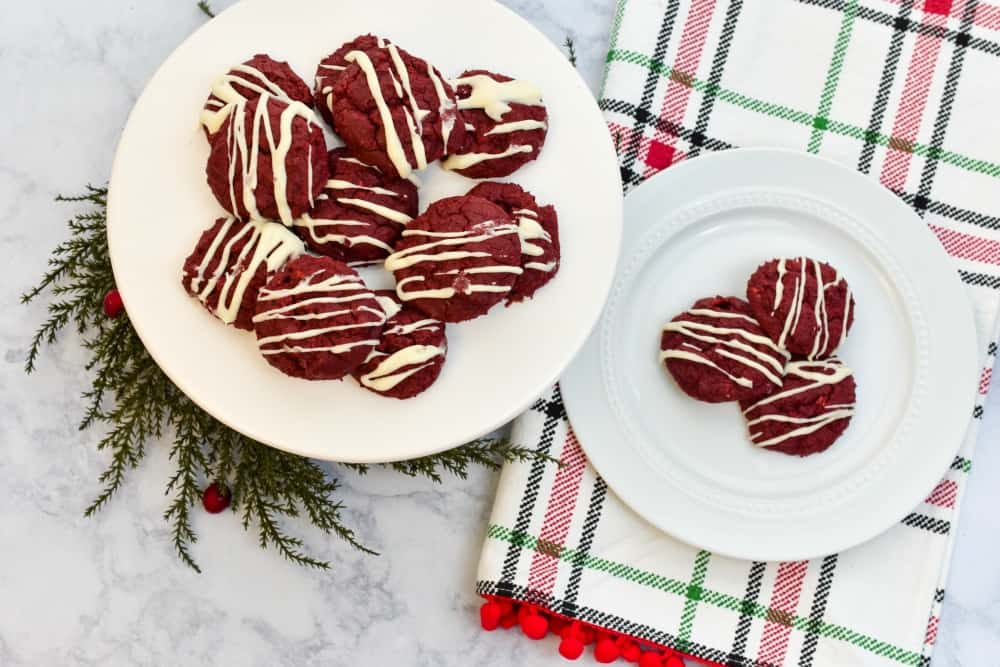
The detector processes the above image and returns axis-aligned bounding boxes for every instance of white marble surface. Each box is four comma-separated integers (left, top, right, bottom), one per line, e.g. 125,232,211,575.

1,1,997,665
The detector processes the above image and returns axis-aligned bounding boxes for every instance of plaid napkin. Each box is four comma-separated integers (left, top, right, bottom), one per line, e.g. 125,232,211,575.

476,1,1000,665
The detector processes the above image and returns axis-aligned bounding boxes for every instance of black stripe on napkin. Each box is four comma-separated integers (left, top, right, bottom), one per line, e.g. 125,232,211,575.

901,512,951,535
799,555,839,667
725,561,766,667
497,387,566,596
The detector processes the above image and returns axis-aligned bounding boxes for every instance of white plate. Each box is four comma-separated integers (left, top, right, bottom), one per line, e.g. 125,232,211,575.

561,149,978,561
106,0,622,463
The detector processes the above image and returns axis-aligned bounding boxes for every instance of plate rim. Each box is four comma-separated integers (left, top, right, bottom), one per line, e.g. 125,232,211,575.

561,147,979,561
105,0,623,463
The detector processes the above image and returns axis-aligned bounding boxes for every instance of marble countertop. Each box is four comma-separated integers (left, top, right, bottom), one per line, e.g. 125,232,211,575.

2,1,998,665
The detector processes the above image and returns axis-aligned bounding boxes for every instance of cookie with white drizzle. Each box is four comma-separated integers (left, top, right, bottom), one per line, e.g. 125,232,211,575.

252,255,387,380
384,195,522,322
746,257,855,360
328,35,465,180
201,54,313,142
182,217,305,331
466,181,559,302
740,358,856,457
660,296,790,403
313,35,386,127
292,148,419,265
444,70,548,178
352,291,447,399
206,93,329,226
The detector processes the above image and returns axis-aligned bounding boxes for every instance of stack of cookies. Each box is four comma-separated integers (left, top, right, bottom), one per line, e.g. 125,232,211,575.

659,258,858,457
180,35,561,400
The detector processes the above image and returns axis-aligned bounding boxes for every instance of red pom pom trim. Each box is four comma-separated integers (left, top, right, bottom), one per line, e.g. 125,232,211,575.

479,595,713,666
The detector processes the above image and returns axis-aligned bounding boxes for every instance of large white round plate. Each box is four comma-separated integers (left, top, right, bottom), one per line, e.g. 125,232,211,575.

107,0,622,462
562,148,978,561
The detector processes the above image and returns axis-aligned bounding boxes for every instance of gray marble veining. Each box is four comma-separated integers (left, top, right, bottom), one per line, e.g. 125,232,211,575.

2,1,997,665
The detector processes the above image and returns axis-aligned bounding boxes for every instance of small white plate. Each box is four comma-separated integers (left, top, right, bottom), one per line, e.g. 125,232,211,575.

106,0,622,463
561,149,978,561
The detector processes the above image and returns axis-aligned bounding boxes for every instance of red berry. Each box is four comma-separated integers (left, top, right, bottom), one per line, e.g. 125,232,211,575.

201,482,231,513
558,636,585,660
480,602,502,631
102,289,124,318
639,652,663,667
594,638,620,663
520,613,549,640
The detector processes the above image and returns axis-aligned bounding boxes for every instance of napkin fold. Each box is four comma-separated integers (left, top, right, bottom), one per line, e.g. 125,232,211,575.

477,1,1000,664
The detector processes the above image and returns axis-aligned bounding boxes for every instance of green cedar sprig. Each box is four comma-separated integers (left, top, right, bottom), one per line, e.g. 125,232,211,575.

565,36,578,68
23,187,557,572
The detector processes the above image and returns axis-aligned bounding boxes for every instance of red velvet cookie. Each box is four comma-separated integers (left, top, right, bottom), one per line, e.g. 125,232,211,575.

746,257,855,360
292,148,418,265
444,70,548,179
328,35,465,180
181,217,304,330
660,296,789,403
313,35,385,128
352,291,447,399
201,54,313,141
466,182,559,303
206,94,328,226
385,195,522,322
740,358,856,456
252,255,386,380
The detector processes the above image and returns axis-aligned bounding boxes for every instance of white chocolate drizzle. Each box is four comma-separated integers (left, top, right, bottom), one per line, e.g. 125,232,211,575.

345,50,412,178
219,92,320,225
441,144,534,171
452,74,543,121
293,154,414,256
341,40,456,179
200,63,301,133
387,222,522,303
385,224,520,272
742,359,855,448
253,269,385,357
187,217,304,325
660,305,789,389
336,197,413,225
486,119,548,136
359,344,445,391
294,212,394,254
325,179,400,197
772,257,853,360
427,63,457,148
374,295,403,319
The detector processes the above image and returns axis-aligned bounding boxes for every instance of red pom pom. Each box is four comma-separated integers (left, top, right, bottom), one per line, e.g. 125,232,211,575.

549,616,568,636
103,289,124,318
638,651,663,667
518,604,534,624
500,611,519,629
620,640,642,662
480,602,502,631
664,655,684,667
594,638,620,663
521,613,549,640
558,636,585,660
497,600,513,616
201,482,231,514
